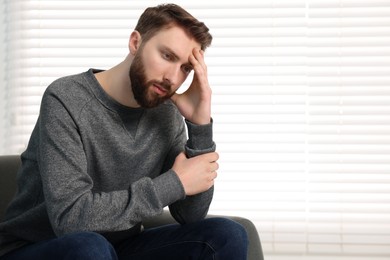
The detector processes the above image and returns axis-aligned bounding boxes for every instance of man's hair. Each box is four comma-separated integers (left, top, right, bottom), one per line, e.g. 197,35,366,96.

135,4,212,50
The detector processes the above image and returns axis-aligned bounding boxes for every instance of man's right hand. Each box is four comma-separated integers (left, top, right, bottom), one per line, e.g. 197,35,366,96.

172,152,219,196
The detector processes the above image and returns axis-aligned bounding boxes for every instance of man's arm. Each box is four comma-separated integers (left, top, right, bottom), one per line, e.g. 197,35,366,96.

168,48,218,223
168,119,217,224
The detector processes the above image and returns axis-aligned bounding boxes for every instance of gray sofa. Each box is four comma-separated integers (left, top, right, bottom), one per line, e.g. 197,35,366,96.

0,155,263,259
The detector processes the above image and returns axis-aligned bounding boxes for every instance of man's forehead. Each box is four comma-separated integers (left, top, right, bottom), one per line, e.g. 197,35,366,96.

151,25,200,49
150,26,201,59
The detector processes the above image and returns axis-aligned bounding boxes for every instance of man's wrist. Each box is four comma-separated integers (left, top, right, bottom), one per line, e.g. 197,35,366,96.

186,117,211,126
185,118,214,151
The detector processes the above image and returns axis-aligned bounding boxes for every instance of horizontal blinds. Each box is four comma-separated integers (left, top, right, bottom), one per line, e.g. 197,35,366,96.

1,0,390,259
308,2,390,257
210,0,390,258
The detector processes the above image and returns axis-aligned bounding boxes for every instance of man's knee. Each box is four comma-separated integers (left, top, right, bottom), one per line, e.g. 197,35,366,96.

209,217,248,243
203,218,249,259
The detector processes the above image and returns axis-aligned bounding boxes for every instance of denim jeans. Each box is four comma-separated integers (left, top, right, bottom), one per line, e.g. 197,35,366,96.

1,217,248,260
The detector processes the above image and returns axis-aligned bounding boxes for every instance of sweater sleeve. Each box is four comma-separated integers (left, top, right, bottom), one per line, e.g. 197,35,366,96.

168,119,216,224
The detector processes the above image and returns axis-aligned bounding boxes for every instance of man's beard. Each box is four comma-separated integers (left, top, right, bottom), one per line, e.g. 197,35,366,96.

129,52,174,108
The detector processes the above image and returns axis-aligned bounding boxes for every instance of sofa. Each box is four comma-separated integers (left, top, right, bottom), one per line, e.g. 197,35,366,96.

0,155,263,259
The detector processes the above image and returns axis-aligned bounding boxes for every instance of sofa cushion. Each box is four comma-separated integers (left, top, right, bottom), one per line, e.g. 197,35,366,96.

0,155,20,220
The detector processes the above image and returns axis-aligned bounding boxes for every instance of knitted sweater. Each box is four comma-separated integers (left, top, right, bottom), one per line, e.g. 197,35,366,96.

0,69,216,256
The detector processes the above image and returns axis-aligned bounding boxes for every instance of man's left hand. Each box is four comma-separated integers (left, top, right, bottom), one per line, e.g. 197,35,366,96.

171,48,211,125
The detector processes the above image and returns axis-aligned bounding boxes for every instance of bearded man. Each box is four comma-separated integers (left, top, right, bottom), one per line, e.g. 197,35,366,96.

0,4,248,260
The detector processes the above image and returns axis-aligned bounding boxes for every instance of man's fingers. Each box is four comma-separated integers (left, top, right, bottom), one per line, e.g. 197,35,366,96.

211,171,218,180
190,49,207,74
193,49,207,72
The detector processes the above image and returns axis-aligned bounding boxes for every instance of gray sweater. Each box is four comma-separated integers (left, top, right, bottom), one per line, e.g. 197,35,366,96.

0,69,216,256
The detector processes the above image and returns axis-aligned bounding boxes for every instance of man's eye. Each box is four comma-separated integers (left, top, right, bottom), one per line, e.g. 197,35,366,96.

182,65,193,74
162,52,172,60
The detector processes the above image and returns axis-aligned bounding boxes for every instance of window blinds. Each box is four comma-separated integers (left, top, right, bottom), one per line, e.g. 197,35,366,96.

1,0,390,259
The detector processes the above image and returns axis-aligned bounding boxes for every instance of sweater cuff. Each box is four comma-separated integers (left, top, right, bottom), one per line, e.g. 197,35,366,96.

185,119,216,158
153,169,186,207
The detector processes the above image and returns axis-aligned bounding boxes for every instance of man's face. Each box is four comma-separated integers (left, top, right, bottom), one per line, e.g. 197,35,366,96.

129,26,201,108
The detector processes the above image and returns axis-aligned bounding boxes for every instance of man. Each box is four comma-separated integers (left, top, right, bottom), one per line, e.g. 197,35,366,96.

0,3,248,260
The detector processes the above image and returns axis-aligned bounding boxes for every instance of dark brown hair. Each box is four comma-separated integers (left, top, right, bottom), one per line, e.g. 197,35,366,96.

134,4,212,50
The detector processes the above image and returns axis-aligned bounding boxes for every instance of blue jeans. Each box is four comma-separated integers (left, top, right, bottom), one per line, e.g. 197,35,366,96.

1,218,248,260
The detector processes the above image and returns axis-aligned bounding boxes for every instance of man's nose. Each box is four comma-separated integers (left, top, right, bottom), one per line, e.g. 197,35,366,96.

163,65,181,86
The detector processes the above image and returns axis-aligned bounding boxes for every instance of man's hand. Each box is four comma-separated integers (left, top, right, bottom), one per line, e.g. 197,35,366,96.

172,152,219,196
171,48,211,125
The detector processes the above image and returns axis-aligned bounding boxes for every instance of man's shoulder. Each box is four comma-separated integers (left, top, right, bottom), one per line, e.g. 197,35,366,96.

40,70,96,115
45,70,91,96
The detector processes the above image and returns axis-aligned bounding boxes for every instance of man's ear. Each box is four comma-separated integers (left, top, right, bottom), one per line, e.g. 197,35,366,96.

129,31,142,55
